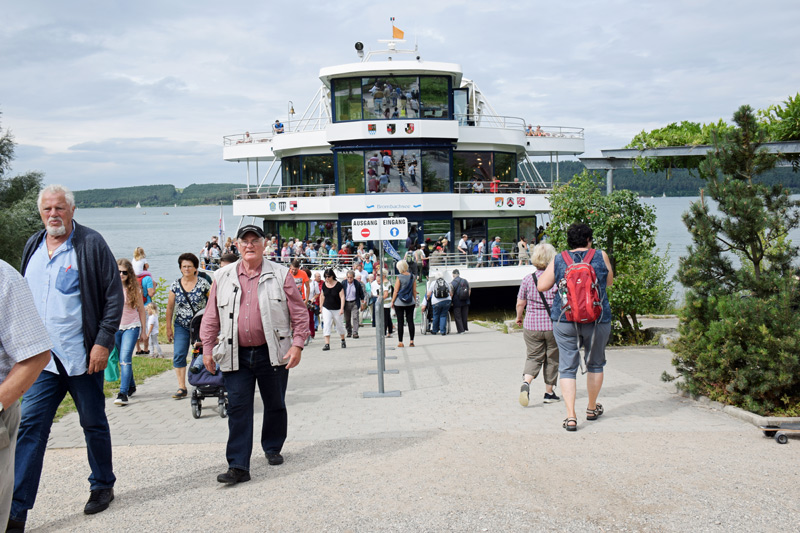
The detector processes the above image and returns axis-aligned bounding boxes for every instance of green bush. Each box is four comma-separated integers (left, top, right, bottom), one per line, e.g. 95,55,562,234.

670,104,800,415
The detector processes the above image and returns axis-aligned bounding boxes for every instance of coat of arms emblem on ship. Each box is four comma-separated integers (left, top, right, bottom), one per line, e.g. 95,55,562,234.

495,197,503,207
289,201,297,212
507,197,515,208
405,123,414,134
368,124,376,135
279,201,287,211
387,123,396,135
269,201,277,212
517,197,525,207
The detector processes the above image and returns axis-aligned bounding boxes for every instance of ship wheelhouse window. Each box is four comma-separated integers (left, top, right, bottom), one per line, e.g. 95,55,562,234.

338,152,366,194
453,151,517,191
331,75,452,123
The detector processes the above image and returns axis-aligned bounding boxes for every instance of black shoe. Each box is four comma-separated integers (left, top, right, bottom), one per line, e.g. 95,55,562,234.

266,452,284,465
322,344,330,351
113,393,128,406
341,340,347,348
84,488,114,515
128,385,137,396
353,333,359,339
346,332,352,338
217,468,251,485
6,518,25,533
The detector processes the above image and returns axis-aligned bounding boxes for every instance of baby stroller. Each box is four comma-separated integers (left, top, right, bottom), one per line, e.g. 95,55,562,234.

187,309,228,419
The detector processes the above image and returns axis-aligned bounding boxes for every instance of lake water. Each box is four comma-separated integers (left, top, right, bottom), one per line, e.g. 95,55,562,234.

74,196,799,304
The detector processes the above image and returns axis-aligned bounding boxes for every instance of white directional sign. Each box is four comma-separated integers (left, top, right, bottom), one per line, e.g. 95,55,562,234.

381,217,408,240
352,218,380,242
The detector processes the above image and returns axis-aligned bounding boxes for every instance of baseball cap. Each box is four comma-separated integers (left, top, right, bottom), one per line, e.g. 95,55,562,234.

237,225,265,239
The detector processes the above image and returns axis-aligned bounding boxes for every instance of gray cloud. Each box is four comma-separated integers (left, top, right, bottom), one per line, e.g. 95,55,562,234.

2,0,798,190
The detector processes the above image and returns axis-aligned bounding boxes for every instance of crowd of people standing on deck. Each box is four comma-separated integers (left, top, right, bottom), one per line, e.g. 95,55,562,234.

1,182,611,531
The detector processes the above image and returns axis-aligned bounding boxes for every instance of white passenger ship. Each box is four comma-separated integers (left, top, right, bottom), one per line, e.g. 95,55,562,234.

223,37,584,287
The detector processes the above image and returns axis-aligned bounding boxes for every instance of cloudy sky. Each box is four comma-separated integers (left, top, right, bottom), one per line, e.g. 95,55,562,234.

2,0,798,191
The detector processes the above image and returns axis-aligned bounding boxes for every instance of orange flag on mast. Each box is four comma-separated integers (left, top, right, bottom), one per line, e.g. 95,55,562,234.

392,25,404,39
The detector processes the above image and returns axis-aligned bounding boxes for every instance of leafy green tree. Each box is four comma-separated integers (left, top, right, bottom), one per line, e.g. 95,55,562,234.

670,105,800,415
0,113,44,269
548,170,674,341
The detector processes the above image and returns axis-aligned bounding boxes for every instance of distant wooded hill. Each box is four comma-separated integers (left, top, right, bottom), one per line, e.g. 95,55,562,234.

74,183,246,208
535,161,800,196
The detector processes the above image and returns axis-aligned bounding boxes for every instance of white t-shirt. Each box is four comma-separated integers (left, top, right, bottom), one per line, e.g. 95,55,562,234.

146,314,159,336
132,258,146,275
372,280,393,308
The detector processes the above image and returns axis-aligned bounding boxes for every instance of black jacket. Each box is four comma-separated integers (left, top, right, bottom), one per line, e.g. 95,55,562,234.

21,220,124,361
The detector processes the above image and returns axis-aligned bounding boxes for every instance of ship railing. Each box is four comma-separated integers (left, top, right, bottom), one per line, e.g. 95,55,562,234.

455,113,526,130
224,131,275,146
422,251,527,269
523,125,585,139
286,116,330,133
234,184,336,200
453,181,554,194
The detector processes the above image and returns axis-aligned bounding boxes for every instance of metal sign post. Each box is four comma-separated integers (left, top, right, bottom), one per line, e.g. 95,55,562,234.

354,217,401,398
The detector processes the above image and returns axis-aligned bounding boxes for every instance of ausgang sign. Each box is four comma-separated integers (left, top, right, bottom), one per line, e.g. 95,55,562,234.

352,218,379,241
352,217,408,241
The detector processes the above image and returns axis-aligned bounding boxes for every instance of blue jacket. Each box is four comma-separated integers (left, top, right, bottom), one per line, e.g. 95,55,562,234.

21,220,124,361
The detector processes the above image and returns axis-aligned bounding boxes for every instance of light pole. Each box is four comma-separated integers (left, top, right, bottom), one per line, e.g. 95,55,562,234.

287,101,295,132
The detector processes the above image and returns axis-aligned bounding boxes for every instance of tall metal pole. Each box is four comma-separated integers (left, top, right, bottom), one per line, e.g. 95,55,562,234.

376,239,386,393
607,169,614,196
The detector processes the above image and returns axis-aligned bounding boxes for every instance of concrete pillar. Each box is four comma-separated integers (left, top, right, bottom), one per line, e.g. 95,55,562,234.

606,169,613,195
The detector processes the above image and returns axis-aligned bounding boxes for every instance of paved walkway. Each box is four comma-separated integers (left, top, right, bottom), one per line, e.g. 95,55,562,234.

28,321,800,532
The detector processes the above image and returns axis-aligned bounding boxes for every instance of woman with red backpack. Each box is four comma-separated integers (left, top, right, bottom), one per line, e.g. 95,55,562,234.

536,223,614,432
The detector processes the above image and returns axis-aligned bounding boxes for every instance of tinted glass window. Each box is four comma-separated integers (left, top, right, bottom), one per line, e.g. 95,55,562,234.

304,155,335,186
494,152,517,182
333,79,362,122
338,152,365,194
421,149,450,192
420,77,449,119
282,156,302,186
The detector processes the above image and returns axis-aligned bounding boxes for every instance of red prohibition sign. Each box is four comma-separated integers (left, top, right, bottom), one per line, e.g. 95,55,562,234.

361,228,371,238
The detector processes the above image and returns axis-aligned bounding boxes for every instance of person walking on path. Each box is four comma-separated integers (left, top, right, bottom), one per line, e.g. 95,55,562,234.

112,259,147,406
536,223,614,432
0,260,51,531
12,184,124,527
342,270,365,339
199,225,309,485
165,253,210,400
515,243,560,407
319,269,346,351
517,236,531,266
390,260,417,348
423,271,451,336
450,269,471,334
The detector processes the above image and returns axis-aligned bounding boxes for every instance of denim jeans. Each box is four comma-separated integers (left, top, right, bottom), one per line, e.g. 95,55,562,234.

432,301,450,334
222,345,289,471
114,327,139,394
11,359,115,522
172,322,191,368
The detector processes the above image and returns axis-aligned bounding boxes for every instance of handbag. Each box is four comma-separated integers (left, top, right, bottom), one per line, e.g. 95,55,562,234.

104,345,120,382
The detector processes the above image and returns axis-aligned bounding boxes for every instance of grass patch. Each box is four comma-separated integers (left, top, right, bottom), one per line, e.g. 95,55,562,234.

54,356,173,422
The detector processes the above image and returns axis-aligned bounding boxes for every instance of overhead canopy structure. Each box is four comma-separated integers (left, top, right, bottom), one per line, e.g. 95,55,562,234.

580,141,800,194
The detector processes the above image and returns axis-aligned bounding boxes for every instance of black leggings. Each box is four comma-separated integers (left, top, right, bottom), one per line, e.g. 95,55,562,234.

395,305,416,343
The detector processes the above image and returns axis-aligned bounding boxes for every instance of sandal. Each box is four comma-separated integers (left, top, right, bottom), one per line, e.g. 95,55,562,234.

563,417,577,432
409,341,415,347
172,388,188,399
586,403,604,420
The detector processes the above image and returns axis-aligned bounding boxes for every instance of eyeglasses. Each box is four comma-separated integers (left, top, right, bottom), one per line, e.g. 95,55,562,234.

240,239,262,248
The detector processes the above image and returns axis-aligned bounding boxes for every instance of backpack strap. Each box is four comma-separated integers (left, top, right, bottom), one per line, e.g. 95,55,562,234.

582,248,597,264
562,248,597,265
561,250,574,266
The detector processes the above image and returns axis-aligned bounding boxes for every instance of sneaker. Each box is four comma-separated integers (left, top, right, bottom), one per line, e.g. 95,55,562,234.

347,333,352,338
216,468,251,485
519,382,530,407
84,488,114,514
544,392,561,403
353,333,359,339
341,340,347,348
322,344,330,351
114,393,129,406
128,385,137,397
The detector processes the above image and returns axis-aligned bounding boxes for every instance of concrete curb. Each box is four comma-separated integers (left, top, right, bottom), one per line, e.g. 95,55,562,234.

677,389,800,427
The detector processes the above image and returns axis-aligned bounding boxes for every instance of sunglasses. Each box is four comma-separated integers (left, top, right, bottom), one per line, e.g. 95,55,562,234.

119,271,128,275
